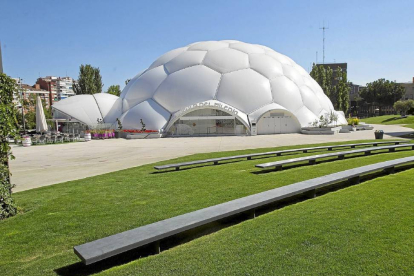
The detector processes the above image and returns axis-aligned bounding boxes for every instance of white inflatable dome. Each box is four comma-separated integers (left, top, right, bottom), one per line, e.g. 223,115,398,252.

53,40,347,135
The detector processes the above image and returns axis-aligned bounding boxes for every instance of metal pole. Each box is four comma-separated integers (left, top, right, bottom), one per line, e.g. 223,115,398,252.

20,78,26,134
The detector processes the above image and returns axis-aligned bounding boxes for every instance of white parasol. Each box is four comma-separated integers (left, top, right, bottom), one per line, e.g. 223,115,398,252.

36,95,48,133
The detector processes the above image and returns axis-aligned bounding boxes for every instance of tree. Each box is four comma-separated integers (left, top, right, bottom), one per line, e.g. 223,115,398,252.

310,64,347,111
335,67,350,112
393,100,414,116
0,73,18,219
360,79,405,115
73,64,103,95
106,85,121,97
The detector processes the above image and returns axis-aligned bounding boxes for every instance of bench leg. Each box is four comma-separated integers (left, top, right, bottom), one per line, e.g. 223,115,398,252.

276,153,281,156
396,142,400,145
328,147,333,151
214,161,219,165
249,209,256,219
154,241,161,254
389,148,395,152
364,151,371,156
338,155,345,160
383,167,395,174
351,145,355,148
275,165,283,171
411,145,414,150
175,167,180,171
373,143,377,146
247,156,252,160
303,150,308,153
309,159,316,165
348,176,360,185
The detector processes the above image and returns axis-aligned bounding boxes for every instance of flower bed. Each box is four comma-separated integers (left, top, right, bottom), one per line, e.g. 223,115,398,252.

122,130,158,133
87,129,116,139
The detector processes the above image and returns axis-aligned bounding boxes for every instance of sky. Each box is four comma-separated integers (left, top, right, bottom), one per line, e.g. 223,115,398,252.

1,0,413,91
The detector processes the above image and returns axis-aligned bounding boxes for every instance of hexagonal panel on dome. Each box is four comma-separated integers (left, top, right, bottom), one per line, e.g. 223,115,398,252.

299,85,323,115
203,48,249,73
282,64,305,87
265,51,294,65
229,42,265,54
270,76,304,112
295,105,319,126
249,53,284,79
122,65,168,109
216,69,272,114
153,65,221,113
188,41,229,51
164,51,207,74
293,63,310,77
148,47,188,70
220,40,240,44
120,99,170,131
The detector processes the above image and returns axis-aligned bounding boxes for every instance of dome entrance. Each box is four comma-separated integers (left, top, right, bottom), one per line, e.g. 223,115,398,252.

256,110,301,134
166,108,248,136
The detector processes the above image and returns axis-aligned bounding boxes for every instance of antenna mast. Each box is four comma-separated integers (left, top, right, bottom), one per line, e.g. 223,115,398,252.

319,21,329,64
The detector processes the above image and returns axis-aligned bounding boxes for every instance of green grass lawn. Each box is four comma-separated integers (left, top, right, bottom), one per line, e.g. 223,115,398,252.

1,140,413,276
99,169,414,276
363,115,414,129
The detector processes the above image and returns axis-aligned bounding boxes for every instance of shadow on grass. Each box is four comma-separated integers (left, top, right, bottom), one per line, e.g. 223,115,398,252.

385,131,414,138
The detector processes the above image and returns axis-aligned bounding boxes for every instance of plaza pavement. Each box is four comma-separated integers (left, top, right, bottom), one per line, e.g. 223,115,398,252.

10,124,413,192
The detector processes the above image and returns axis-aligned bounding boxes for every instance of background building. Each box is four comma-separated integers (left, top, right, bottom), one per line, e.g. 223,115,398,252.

399,78,414,100
36,76,76,103
21,84,51,109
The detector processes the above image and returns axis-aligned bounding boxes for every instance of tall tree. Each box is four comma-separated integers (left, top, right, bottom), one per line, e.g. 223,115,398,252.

0,73,18,219
106,85,121,97
335,67,350,112
73,64,103,95
360,79,405,115
310,64,334,105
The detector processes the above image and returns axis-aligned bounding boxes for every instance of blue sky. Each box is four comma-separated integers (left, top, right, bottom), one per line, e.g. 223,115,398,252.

1,0,413,90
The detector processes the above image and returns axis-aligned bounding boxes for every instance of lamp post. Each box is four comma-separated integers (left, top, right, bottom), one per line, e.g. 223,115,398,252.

19,77,26,134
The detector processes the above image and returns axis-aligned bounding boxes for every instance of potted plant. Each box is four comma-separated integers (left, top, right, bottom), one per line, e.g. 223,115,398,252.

84,128,91,142
22,134,32,147
115,118,122,138
375,130,384,139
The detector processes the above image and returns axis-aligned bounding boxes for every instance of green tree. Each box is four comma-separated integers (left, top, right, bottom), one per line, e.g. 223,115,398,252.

0,73,18,219
310,64,333,101
73,64,103,95
393,100,414,116
106,85,121,97
335,67,350,112
360,79,405,115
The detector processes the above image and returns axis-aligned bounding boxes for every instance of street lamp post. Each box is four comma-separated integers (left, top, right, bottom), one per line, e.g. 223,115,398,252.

19,78,26,134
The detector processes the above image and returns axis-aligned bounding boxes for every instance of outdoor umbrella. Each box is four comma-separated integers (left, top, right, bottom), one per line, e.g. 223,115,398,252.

36,95,48,133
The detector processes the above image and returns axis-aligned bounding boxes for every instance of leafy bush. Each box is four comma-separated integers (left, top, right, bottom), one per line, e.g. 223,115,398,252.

0,73,19,219
347,117,359,126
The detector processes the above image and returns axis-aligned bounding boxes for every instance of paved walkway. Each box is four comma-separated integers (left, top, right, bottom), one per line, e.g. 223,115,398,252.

10,124,412,192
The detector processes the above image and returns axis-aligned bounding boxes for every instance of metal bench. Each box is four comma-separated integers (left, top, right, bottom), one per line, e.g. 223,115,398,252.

154,141,405,171
75,156,414,265
255,144,414,171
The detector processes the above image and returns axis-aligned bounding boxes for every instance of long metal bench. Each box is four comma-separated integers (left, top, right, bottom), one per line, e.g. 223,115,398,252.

255,144,414,171
75,156,414,265
154,141,405,171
